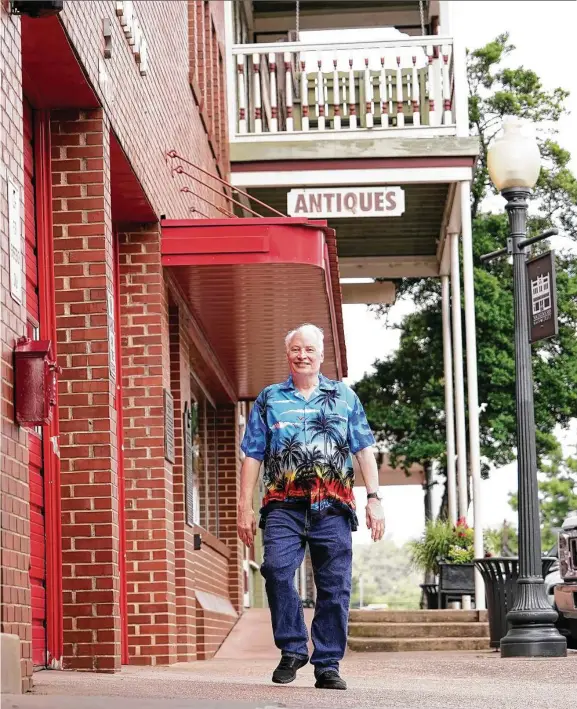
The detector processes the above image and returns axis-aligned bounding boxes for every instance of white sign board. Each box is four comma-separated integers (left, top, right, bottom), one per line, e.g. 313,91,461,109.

8,180,23,304
287,186,405,218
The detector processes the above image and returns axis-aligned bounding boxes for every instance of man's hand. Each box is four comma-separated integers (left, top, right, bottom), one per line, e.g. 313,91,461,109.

366,498,385,542
237,506,257,547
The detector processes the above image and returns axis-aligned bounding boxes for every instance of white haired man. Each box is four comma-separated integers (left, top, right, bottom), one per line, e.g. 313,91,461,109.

238,323,384,690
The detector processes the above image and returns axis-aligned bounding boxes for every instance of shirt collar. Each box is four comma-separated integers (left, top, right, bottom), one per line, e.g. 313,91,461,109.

280,374,337,392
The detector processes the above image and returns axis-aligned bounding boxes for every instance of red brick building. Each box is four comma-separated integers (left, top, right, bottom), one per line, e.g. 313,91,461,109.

1,0,345,691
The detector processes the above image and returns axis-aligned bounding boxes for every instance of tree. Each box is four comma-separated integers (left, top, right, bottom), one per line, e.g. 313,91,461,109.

538,452,577,548
354,35,577,509
510,448,577,549
352,540,422,609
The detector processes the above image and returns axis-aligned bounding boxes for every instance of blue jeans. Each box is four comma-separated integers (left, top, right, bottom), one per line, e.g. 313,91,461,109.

260,506,352,676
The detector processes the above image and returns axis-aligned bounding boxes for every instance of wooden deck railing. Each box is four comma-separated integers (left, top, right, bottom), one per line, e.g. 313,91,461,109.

231,36,460,136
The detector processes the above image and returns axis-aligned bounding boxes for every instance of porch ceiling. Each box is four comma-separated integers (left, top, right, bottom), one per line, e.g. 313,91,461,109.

251,0,432,34
161,218,347,401
245,183,449,260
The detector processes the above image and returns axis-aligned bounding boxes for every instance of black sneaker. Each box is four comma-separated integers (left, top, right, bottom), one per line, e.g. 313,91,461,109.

314,669,347,690
272,655,308,684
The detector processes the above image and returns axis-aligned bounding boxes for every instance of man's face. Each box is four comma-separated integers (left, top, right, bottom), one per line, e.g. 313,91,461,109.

287,332,324,377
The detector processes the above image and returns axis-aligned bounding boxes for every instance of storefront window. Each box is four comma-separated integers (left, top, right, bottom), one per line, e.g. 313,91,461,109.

186,379,218,534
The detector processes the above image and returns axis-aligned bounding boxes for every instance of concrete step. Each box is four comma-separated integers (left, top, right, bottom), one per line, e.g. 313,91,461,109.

348,609,487,624
348,621,489,639
347,636,491,652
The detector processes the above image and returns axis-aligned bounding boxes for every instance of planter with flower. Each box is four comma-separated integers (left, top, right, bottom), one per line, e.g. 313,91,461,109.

409,517,476,608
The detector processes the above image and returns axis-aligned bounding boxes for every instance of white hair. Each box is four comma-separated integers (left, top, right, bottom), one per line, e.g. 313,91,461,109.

285,323,324,354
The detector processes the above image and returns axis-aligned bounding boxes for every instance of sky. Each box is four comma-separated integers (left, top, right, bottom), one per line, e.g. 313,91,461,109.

336,0,577,546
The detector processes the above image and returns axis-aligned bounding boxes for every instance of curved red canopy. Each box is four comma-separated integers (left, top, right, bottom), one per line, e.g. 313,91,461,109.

161,217,347,401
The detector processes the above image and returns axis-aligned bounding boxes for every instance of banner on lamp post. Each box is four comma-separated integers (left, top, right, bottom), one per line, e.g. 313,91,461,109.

287,186,405,218
527,250,558,343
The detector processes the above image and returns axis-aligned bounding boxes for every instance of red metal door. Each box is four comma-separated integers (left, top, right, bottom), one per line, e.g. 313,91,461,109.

24,99,47,668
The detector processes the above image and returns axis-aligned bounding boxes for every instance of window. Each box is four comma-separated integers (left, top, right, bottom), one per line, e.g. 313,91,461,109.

185,378,218,534
183,399,200,527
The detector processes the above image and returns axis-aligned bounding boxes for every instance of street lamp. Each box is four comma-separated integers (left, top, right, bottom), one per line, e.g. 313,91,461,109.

487,117,566,658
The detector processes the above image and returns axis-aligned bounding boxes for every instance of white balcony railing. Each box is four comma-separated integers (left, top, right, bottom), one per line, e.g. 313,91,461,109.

231,36,464,139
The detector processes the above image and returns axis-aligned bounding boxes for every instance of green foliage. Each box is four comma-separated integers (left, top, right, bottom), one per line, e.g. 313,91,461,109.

467,33,574,224
356,36,577,491
510,448,577,549
408,518,475,575
447,546,474,564
352,539,421,609
484,522,519,557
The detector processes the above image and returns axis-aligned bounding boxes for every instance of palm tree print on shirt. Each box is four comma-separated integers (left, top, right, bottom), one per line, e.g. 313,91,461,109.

313,388,340,411
308,411,342,456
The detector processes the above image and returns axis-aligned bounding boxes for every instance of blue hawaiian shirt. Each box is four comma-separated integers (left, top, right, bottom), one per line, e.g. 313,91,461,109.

241,374,375,530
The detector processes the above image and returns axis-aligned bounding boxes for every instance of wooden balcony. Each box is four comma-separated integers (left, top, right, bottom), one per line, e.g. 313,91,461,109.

230,34,467,143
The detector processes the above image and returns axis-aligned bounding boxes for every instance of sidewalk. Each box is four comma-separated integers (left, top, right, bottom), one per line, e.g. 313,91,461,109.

4,649,577,709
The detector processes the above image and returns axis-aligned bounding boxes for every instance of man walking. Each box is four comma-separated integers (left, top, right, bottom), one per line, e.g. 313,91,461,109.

237,324,384,690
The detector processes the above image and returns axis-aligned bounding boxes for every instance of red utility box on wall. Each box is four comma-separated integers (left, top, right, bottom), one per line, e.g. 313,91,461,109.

14,337,59,426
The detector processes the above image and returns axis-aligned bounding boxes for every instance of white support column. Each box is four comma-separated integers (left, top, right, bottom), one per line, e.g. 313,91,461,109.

224,1,237,139
460,180,485,610
450,231,468,521
442,275,457,524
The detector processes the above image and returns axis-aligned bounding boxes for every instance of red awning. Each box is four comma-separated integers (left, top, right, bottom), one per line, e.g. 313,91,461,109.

161,218,347,401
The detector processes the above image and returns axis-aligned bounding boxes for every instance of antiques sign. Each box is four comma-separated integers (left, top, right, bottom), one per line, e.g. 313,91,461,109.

527,250,558,343
287,186,405,218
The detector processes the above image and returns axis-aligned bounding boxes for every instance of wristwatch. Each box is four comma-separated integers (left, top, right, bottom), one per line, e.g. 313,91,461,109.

367,492,381,501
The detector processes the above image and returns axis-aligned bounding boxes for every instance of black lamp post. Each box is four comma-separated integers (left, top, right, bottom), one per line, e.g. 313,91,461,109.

486,118,566,658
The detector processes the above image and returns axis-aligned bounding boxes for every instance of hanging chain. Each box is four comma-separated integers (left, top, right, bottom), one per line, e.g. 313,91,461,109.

419,0,426,36
295,0,300,39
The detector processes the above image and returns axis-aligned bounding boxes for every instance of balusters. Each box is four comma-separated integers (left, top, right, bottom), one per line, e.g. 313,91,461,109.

284,52,294,132
316,60,325,130
427,45,436,126
379,57,389,128
269,52,278,132
364,58,373,128
442,44,452,124
332,60,341,130
252,53,262,133
233,36,456,134
237,54,247,134
412,55,420,126
300,61,309,131
348,58,357,129
395,55,404,128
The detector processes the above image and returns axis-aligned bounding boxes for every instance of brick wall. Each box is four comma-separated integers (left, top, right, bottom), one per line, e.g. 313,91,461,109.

50,109,122,672
168,299,240,662
2,0,240,685
215,405,244,613
1,3,33,692
118,226,176,666
193,534,236,660
59,0,229,219
169,304,196,662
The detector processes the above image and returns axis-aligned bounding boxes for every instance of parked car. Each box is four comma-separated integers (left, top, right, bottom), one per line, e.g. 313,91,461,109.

551,511,577,648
